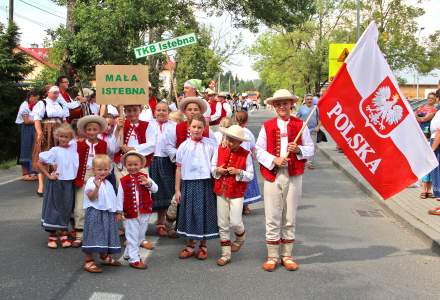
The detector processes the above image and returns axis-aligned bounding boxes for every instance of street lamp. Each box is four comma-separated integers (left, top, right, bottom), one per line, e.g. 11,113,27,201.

356,0,361,41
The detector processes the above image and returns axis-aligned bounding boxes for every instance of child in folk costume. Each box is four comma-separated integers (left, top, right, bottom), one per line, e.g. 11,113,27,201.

16,89,39,180
72,115,118,247
211,125,254,266
82,155,122,273
144,102,177,236
235,111,262,214
118,151,158,269
175,114,219,260
116,105,154,165
37,124,78,249
32,85,70,197
255,89,314,272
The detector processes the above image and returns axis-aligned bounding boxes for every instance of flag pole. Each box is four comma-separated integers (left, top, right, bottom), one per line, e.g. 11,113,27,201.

293,105,318,144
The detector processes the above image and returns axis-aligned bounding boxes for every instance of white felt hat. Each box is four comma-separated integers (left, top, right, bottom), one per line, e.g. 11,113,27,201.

265,89,297,105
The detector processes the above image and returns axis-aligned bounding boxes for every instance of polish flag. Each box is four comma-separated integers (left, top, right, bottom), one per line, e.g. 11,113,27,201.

318,22,438,199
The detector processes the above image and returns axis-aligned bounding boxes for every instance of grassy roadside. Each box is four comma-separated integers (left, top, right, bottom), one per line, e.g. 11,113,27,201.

0,160,17,170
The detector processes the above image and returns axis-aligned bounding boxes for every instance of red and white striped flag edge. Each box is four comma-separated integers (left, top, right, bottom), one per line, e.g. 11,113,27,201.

318,22,438,199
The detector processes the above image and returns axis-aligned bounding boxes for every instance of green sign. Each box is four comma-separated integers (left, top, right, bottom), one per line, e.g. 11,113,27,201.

134,33,197,59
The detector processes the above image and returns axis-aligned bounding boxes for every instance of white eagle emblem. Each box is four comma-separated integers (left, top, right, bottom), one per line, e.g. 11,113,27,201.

366,86,403,130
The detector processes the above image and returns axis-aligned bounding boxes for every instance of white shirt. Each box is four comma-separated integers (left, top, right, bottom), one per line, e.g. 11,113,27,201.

144,119,177,157
210,102,233,122
89,102,100,115
32,98,69,121
430,111,440,139
255,118,315,170
38,143,79,180
211,146,254,182
117,176,158,213
202,99,212,119
57,94,80,110
214,131,223,146
83,177,121,212
169,102,178,112
139,106,153,122
15,101,33,124
98,132,120,159
176,138,217,180
240,127,256,151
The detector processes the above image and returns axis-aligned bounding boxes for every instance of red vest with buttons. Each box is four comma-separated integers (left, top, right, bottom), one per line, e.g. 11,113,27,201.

114,120,152,166
213,145,249,198
176,122,209,148
120,173,153,218
259,117,306,182
74,139,107,188
209,100,227,126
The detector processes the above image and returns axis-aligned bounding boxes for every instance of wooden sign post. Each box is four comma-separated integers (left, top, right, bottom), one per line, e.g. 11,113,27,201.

95,65,149,105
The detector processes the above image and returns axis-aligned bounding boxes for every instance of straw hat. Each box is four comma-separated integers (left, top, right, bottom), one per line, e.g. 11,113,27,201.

264,89,297,105
204,88,216,95
220,125,250,142
218,91,228,98
77,115,107,133
121,150,146,167
178,96,208,114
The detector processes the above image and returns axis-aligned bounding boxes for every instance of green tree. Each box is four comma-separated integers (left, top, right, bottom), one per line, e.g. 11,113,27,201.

0,23,33,162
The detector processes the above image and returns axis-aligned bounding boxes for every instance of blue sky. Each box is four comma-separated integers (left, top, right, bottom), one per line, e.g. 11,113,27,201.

1,0,439,82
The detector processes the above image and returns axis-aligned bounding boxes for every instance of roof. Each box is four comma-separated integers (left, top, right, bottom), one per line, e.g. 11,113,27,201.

16,46,56,69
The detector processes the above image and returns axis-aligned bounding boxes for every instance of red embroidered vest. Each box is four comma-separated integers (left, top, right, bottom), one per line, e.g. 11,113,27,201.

114,120,152,166
213,145,249,198
209,100,227,126
74,139,107,188
259,117,306,182
176,122,209,148
120,173,153,218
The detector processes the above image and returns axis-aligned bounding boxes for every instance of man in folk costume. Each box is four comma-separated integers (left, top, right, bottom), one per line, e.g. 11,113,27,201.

255,89,314,272
183,79,211,122
209,91,233,128
55,76,86,122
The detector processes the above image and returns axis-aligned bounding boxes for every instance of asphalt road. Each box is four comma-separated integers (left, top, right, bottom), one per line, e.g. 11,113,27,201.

1,109,440,300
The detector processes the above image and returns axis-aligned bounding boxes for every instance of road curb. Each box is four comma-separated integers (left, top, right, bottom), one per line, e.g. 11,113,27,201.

317,144,440,253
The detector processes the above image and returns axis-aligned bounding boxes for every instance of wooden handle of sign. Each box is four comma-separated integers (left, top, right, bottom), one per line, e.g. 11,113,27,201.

286,105,317,157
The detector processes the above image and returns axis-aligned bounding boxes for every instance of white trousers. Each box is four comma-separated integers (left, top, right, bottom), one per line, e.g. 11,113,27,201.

217,195,245,242
263,168,302,242
74,169,94,236
123,214,151,263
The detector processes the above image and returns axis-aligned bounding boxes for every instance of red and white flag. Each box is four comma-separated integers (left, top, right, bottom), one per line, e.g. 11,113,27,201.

318,22,438,199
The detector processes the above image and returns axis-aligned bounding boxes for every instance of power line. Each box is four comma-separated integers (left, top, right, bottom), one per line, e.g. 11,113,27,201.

24,0,66,16
18,0,65,20
15,12,51,29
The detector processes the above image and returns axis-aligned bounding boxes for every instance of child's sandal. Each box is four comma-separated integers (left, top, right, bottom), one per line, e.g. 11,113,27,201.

71,238,82,248
59,235,72,248
47,235,58,249
100,255,121,267
179,245,195,259
140,240,154,250
156,224,167,237
84,260,102,273
196,246,208,260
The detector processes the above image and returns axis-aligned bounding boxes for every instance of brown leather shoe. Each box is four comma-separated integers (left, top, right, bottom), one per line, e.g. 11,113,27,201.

231,242,242,253
179,245,195,259
129,261,147,269
196,246,208,260
262,258,278,272
281,257,299,271
156,225,167,237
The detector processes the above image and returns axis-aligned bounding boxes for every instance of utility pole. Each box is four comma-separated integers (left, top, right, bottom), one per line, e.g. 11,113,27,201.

8,0,13,26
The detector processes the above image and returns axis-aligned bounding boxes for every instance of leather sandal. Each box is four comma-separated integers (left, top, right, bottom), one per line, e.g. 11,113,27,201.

428,206,440,216
281,256,299,271
231,242,243,253
179,245,195,259
59,235,72,248
140,240,154,250
129,261,147,269
71,238,82,248
84,260,102,273
196,246,208,260
47,235,58,249
156,225,167,237
100,255,122,266
216,257,231,266
262,257,278,272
